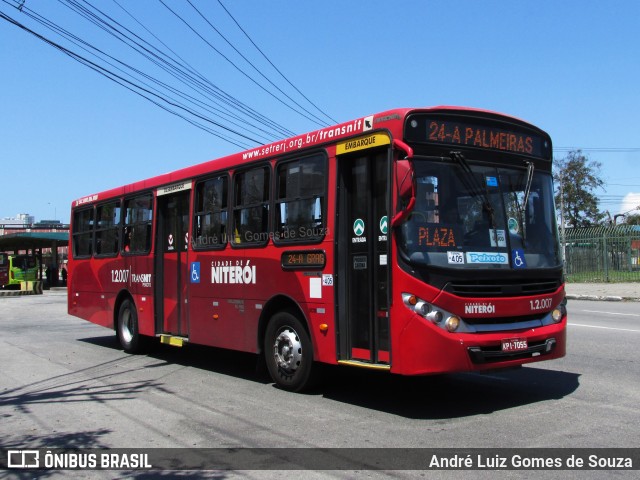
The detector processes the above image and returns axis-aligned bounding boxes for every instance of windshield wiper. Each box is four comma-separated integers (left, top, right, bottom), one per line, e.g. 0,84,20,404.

522,161,535,217
509,161,535,246
450,151,498,238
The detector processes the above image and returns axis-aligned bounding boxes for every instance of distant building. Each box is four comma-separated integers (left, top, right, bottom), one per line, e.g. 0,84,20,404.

1,213,35,226
36,220,63,226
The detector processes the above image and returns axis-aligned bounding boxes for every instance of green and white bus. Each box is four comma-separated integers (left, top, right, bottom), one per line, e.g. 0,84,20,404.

3,254,39,288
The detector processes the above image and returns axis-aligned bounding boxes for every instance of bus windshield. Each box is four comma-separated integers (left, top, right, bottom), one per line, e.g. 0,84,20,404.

398,157,561,270
12,255,38,270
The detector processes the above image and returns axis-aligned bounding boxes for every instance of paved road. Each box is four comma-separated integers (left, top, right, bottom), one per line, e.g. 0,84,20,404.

1,292,639,479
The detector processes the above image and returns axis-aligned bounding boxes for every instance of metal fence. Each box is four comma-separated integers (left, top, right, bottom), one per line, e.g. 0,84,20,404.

562,225,640,282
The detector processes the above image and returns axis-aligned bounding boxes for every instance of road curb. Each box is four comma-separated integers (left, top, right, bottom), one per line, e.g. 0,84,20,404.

0,290,39,297
566,294,640,302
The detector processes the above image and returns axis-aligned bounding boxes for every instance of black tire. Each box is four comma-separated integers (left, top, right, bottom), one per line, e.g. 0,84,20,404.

264,312,315,392
116,298,143,353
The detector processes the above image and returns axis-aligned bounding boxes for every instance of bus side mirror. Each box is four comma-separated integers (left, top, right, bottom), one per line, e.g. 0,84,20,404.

391,159,416,227
396,160,413,198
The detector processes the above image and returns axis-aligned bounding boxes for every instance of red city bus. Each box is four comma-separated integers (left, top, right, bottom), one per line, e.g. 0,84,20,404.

68,107,566,391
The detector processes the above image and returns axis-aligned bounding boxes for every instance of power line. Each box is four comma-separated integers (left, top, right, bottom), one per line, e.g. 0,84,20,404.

185,0,331,128
0,8,259,149
158,0,328,129
2,0,335,148
216,0,338,125
109,0,293,140
60,0,294,139
555,147,640,152
7,0,277,143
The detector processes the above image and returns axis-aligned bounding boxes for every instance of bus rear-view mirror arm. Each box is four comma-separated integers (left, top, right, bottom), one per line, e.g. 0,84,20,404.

391,139,415,227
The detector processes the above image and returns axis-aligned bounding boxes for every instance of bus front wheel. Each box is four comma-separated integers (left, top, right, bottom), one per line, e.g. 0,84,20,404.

117,298,142,353
264,312,315,392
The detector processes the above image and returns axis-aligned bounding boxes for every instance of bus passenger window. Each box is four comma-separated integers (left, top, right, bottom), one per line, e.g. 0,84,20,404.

95,201,121,256
275,154,326,243
123,194,153,254
72,207,94,258
194,175,228,249
232,166,270,246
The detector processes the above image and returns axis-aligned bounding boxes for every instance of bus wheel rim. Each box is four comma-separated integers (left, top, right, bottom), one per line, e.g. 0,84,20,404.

273,327,303,373
121,310,134,344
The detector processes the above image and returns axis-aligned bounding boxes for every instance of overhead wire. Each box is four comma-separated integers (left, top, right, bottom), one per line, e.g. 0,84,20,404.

555,147,640,153
157,0,328,129
0,7,258,149
216,0,338,125
87,0,299,137
3,0,270,144
109,0,294,139
57,0,293,140
1,0,339,148
185,0,331,128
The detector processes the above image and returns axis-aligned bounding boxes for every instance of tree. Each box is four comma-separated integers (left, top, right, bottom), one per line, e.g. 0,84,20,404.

553,150,606,228
626,213,640,225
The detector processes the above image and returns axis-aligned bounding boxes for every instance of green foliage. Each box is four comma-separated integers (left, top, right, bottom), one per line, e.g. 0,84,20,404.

626,214,640,225
553,150,606,228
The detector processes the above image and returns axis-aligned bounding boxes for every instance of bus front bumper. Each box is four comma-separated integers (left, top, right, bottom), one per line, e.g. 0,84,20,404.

467,337,557,364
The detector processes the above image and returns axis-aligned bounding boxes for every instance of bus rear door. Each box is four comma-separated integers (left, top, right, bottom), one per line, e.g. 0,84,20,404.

155,183,191,340
336,134,391,366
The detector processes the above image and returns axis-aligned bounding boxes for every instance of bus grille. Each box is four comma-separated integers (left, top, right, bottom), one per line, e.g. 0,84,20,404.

446,278,560,298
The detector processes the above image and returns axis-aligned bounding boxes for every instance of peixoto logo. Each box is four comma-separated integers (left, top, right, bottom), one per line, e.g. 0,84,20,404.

466,252,509,264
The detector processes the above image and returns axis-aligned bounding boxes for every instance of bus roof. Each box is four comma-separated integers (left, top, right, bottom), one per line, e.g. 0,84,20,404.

71,106,546,209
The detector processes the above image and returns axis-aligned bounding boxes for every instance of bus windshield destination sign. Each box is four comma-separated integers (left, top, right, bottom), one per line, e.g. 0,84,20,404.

405,115,551,159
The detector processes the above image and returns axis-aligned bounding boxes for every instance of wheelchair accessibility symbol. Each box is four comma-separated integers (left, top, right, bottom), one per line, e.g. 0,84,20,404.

512,249,527,269
190,262,201,283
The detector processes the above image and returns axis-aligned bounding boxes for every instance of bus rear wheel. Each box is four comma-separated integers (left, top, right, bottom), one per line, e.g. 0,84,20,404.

117,298,143,353
264,312,315,392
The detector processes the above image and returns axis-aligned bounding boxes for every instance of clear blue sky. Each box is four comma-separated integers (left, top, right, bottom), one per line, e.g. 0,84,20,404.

1,0,639,223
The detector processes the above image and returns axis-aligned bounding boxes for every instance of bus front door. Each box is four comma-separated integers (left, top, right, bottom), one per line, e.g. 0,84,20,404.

337,149,391,366
155,190,190,338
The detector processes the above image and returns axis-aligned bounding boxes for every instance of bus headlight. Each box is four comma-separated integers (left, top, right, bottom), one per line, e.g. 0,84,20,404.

551,307,564,323
541,302,567,327
402,293,465,331
415,301,430,316
402,293,438,322
445,315,461,332
426,310,443,324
